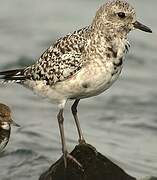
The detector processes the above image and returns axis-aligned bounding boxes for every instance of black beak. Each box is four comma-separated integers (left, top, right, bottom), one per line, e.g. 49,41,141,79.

133,21,152,33
11,119,20,127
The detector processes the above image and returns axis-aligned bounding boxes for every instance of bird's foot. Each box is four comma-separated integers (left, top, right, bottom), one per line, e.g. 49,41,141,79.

63,151,83,169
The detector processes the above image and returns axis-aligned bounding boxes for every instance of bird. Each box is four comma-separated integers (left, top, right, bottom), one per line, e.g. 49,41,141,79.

0,0,152,167
0,103,20,152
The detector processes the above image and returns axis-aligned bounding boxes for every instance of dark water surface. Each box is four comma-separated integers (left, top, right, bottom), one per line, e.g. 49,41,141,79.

0,0,157,179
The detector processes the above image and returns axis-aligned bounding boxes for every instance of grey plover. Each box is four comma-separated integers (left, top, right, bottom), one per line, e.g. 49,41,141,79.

0,0,152,167
0,103,20,152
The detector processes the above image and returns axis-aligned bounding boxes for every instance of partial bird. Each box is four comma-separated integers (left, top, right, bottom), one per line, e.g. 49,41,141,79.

0,103,20,152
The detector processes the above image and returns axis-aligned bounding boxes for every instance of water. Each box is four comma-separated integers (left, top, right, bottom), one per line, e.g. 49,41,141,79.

0,0,157,179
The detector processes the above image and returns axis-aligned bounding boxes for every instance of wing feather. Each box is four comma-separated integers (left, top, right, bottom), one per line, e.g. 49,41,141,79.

24,26,91,85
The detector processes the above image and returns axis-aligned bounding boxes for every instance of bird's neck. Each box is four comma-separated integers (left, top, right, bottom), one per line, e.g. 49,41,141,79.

85,26,128,64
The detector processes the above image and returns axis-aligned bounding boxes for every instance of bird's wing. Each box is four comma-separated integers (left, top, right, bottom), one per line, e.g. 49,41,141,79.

0,126,10,152
24,26,91,85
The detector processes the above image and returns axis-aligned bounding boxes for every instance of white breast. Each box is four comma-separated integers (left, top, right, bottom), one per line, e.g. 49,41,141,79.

1,122,10,130
52,59,119,100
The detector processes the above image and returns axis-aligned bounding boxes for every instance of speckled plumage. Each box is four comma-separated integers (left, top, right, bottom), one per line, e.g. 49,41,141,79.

0,0,152,167
24,26,91,85
0,1,135,97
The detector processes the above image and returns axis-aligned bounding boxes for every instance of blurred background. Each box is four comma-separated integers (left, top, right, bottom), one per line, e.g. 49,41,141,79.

0,0,157,179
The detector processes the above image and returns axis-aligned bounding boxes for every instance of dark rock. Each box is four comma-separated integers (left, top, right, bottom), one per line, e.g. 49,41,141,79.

39,143,136,180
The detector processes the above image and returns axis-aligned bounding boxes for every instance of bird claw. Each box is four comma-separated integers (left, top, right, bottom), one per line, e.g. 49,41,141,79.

67,153,83,168
63,152,83,169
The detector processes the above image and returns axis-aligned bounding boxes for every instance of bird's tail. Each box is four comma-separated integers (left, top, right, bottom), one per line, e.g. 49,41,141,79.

0,69,26,83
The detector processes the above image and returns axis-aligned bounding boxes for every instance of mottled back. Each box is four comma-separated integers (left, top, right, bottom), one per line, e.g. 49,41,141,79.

24,27,91,85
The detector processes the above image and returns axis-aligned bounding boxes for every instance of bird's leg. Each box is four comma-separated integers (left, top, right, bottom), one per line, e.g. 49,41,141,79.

71,99,86,144
57,109,67,167
57,108,82,168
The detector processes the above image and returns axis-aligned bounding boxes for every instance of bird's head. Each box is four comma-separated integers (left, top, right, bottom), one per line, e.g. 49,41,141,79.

92,0,152,36
0,103,20,127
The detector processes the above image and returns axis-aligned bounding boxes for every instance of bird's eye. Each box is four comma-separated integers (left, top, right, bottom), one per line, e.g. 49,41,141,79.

117,12,126,18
